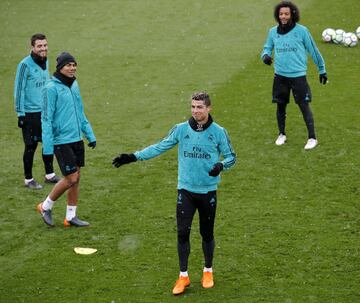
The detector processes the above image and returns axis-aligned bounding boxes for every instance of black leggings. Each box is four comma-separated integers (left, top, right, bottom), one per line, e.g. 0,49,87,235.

276,102,316,139
176,189,217,271
23,142,54,179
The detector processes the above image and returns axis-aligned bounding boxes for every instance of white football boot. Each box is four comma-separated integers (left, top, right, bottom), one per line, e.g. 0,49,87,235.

275,134,287,146
304,138,318,150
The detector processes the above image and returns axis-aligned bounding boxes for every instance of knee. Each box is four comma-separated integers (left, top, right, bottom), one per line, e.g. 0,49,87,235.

177,226,191,244
65,172,80,187
200,229,214,243
25,143,37,154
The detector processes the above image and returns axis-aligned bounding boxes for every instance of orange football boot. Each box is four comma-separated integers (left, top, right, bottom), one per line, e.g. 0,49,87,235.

172,276,190,295
201,272,214,288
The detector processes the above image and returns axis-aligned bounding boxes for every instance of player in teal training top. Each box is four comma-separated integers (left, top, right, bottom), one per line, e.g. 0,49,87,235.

37,52,96,228
14,33,60,189
112,92,236,295
261,1,328,150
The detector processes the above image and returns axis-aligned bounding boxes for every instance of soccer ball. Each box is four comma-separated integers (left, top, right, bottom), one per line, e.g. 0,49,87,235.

321,28,336,42
333,29,345,44
343,32,358,47
356,26,360,39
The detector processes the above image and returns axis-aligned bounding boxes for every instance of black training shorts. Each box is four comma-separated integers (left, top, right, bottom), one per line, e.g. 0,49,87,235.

272,74,312,104
54,140,85,176
22,112,42,145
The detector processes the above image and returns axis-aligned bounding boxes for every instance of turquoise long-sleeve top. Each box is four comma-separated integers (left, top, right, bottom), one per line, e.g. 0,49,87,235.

41,76,96,155
134,117,236,194
14,55,49,116
261,23,326,77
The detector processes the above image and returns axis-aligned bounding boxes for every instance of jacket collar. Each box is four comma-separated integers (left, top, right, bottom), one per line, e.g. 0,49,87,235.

53,71,76,88
188,114,213,132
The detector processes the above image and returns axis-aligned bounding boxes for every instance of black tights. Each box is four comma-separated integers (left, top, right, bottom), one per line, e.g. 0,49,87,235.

176,189,217,272
23,143,54,179
276,102,316,139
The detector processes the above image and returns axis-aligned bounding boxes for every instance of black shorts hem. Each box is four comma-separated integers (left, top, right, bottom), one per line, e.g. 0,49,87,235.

54,141,85,176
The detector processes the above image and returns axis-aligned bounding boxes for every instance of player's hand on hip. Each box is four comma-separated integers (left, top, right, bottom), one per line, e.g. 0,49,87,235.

262,54,273,66
17,116,25,128
112,153,137,168
319,73,328,84
88,141,96,149
208,163,223,177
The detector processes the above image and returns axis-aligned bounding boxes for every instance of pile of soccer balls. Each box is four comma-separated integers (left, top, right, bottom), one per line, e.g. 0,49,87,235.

322,26,360,47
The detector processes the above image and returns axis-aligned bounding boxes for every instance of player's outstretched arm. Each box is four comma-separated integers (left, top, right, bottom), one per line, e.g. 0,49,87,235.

112,153,137,168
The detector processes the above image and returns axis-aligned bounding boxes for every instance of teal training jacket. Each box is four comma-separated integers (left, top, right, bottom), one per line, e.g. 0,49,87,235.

261,23,326,77
14,55,49,116
41,77,96,155
134,120,236,194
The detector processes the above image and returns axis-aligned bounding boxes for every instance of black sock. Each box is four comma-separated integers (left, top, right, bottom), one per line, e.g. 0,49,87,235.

23,143,37,179
298,102,316,139
202,239,215,268
42,153,54,175
177,239,190,272
276,103,287,135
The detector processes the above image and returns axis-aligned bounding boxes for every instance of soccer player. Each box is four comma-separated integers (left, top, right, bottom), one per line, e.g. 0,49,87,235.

112,92,236,295
37,52,96,227
261,1,328,150
14,33,60,189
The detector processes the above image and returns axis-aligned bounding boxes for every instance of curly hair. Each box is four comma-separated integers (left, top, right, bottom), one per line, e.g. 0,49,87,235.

191,91,211,106
274,1,300,23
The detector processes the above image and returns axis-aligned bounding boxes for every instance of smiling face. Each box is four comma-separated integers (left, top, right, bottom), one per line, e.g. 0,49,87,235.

60,62,77,78
191,99,211,125
32,39,48,58
279,7,291,25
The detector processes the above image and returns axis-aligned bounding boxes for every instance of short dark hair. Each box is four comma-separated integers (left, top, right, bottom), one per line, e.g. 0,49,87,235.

31,33,47,46
191,91,211,107
274,1,300,23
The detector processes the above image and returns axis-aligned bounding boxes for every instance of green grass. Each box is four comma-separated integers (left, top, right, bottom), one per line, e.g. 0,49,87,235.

1,0,360,302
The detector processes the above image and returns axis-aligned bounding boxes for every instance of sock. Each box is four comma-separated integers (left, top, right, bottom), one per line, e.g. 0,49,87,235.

203,267,213,273
66,205,77,221
179,271,188,277
42,196,55,210
177,239,190,273
25,178,34,184
202,239,215,269
45,173,55,180
42,153,54,175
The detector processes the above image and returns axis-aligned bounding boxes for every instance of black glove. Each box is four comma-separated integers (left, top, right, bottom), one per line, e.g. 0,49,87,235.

209,163,223,177
88,141,96,149
262,54,273,66
319,73,328,85
112,153,137,168
18,116,25,128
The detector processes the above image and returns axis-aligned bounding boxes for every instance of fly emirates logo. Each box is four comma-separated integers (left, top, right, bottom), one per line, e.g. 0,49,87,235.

184,146,211,159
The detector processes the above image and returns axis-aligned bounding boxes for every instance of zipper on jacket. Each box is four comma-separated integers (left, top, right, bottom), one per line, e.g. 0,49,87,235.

70,87,82,138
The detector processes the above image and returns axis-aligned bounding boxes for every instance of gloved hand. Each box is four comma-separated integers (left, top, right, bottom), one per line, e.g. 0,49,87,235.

88,141,96,149
112,153,137,168
18,116,25,128
208,163,223,177
262,54,273,66
319,73,328,84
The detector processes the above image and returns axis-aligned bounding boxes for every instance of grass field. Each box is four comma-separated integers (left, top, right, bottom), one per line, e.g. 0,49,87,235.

1,0,360,302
